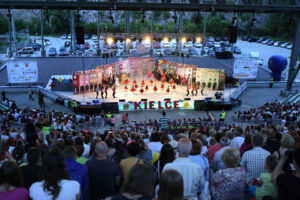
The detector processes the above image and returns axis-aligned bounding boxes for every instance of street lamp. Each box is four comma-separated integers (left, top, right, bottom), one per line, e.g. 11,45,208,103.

145,36,151,44
196,37,202,43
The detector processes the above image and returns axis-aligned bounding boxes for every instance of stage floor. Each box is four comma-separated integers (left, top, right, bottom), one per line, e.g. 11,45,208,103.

55,78,236,103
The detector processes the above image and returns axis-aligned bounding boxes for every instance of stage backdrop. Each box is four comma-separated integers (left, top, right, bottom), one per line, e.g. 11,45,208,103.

7,60,38,84
233,58,259,79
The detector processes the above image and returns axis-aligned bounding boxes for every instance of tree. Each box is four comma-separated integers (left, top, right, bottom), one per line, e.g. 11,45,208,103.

15,19,28,31
207,15,229,36
163,12,171,20
154,11,162,21
0,13,9,34
167,21,176,33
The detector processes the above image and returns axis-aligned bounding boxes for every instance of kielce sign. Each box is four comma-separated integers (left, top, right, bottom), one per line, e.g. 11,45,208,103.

134,101,180,110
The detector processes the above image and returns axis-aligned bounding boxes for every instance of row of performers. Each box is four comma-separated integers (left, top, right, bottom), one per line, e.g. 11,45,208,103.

126,84,175,94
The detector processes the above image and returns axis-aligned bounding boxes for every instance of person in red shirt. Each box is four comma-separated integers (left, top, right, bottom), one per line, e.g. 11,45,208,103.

207,137,222,167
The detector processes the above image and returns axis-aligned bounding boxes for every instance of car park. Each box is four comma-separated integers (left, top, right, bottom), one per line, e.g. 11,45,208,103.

48,48,57,56
18,47,34,54
58,47,69,56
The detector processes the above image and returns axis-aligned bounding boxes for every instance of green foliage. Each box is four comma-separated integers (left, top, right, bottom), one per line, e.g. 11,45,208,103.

153,23,163,34
47,10,70,34
183,20,198,34
163,12,171,20
154,11,162,21
130,19,151,33
84,22,97,35
15,19,28,31
206,15,229,36
167,21,177,33
0,13,9,34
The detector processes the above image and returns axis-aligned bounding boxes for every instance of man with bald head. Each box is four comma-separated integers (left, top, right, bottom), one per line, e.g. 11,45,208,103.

86,142,121,200
163,138,205,198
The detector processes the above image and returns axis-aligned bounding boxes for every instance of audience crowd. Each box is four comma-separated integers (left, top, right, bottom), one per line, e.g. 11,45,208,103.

0,98,300,200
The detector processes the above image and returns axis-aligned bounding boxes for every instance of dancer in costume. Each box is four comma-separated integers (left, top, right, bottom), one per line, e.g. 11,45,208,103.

166,86,170,93
131,85,136,94
140,86,144,94
148,71,152,80
124,85,128,91
186,85,190,96
161,83,164,90
153,85,158,92
135,84,138,89
172,84,176,90
133,80,137,84
100,86,104,99
141,80,145,86
112,86,116,98
125,79,129,85
145,85,149,91
105,86,108,98
150,79,154,85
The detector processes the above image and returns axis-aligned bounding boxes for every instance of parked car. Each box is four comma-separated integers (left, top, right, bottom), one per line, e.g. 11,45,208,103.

241,36,248,41
152,41,161,49
204,41,213,48
153,49,163,57
58,47,69,56
222,36,228,41
76,44,82,50
215,47,222,52
262,39,270,44
92,34,97,40
208,50,215,57
18,47,34,54
214,36,221,42
64,41,70,47
248,37,257,42
194,42,202,48
234,46,241,54
188,48,198,56
223,46,231,52
68,34,71,39
84,42,90,49
183,42,192,48
280,42,289,48
286,43,293,49
163,42,170,48
84,34,90,39
257,37,266,43
29,43,41,51
274,41,282,47
61,34,67,39
267,40,275,45
48,48,57,56
77,48,85,56
86,49,95,56
208,37,214,42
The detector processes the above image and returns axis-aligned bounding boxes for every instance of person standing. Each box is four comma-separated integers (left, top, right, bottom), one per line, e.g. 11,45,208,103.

269,77,274,88
159,111,169,132
95,87,99,99
186,85,190,96
101,86,104,99
28,89,34,101
201,83,205,96
1,90,6,101
112,86,116,98
86,142,121,200
105,86,108,98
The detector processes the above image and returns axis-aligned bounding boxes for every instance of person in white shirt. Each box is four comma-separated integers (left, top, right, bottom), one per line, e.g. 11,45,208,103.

163,138,205,198
212,136,230,172
30,151,80,200
148,132,163,155
230,131,245,149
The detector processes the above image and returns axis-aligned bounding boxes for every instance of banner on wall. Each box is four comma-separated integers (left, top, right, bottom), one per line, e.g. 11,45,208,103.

233,58,259,79
119,100,194,111
7,60,38,84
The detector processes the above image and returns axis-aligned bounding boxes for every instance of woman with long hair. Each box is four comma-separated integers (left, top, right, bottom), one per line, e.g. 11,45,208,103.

29,150,80,200
158,169,184,200
0,161,28,200
154,144,175,176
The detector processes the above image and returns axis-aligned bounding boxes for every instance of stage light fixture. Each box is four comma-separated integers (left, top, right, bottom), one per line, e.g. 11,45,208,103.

163,37,169,43
145,36,151,44
196,37,202,43
126,38,131,43
107,37,114,45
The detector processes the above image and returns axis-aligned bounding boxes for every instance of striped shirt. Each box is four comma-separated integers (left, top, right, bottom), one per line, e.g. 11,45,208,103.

159,117,169,129
163,158,205,198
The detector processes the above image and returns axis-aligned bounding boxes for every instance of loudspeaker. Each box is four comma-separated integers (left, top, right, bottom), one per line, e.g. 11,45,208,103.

164,98,171,101
119,99,126,102
141,99,147,101
102,102,119,113
194,100,205,111
184,98,191,101
75,26,84,44
228,26,238,43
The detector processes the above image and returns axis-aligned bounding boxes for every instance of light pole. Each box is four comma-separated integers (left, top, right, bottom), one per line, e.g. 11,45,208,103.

40,9,46,57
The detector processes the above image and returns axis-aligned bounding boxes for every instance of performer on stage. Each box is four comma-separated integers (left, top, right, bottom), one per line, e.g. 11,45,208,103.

145,85,149,91
201,83,205,96
161,83,164,91
148,71,152,80
166,86,170,93
105,86,108,98
115,76,119,86
182,75,186,86
172,84,176,90
135,84,138,89
140,86,144,94
95,87,99,99
108,74,113,88
100,86,104,99
125,79,129,85
124,85,128,91
141,80,145,86
150,79,153,85
153,85,158,92
112,86,116,98
186,85,190,96
169,78,174,85
133,79,137,84
131,85,136,94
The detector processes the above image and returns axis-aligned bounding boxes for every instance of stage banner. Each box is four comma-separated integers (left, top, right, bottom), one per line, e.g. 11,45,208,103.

118,100,194,111
7,60,38,84
233,58,259,79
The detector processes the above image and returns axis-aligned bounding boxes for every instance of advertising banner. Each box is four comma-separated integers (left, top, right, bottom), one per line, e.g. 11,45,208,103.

233,58,259,79
7,60,38,84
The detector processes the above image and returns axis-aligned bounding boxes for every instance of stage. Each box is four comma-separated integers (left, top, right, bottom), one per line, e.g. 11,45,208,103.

55,78,236,103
